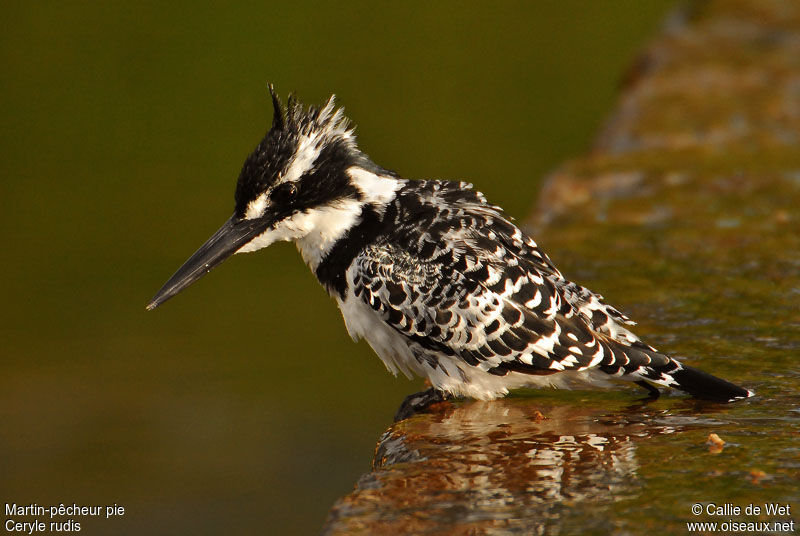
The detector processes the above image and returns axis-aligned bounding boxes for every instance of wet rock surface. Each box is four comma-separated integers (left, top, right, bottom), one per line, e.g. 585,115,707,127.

323,1,800,534
323,399,707,535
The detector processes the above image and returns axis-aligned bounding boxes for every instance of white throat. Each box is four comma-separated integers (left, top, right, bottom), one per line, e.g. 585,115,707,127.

294,199,363,269
236,166,401,271
295,167,401,269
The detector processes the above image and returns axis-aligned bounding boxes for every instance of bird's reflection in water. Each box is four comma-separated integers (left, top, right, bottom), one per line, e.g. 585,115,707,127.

323,397,698,535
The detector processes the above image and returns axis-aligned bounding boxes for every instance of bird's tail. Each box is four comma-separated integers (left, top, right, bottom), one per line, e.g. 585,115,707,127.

599,338,753,402
665,363,754,402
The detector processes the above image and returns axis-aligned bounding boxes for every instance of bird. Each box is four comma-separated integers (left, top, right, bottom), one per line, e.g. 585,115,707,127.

147,85,753,420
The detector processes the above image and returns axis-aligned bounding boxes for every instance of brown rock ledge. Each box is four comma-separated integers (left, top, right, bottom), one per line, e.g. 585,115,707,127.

322,1,800,534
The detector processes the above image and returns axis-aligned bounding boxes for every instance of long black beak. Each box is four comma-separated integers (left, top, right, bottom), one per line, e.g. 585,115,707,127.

147,215,269,310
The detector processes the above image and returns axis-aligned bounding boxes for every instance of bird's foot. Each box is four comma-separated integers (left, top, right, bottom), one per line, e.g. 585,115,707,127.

394,387,451,422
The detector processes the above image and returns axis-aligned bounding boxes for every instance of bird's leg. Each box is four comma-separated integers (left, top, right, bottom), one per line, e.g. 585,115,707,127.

394,387,451,422
635,380,661,399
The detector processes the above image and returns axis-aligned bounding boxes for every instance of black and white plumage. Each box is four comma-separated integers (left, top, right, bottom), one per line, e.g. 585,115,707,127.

148,86,753,415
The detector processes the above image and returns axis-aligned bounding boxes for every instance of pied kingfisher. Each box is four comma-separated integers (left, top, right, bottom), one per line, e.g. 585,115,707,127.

148,86,753,420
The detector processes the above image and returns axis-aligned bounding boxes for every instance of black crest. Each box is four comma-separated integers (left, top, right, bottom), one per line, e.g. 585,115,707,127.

268,83,285,130
232,84,379,218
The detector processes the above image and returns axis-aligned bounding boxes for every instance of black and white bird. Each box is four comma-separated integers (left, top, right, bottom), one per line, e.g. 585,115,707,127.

148,86,753,419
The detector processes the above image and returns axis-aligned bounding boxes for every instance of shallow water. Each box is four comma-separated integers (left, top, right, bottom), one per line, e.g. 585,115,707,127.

324,1,800,532
0,3,678,534
326,393,791,534
8,1,800,534
325,195,800,533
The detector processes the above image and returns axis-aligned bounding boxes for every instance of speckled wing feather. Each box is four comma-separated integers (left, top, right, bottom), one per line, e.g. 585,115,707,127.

352,180,672,381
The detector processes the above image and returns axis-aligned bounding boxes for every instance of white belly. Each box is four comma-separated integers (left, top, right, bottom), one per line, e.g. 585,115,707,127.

335,289,613,400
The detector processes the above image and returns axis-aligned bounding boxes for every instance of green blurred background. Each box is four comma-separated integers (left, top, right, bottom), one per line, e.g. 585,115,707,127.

1,2,675,534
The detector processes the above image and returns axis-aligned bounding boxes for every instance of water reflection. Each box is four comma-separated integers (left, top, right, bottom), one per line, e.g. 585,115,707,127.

323,398,688,535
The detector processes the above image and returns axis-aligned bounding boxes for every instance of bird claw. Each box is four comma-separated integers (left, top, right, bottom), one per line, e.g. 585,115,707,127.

394,388,451,421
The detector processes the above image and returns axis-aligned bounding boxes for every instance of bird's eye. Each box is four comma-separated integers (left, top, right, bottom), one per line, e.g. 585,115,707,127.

270,183,297,203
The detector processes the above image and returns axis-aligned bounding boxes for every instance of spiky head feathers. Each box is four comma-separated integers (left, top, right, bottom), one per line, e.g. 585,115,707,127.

234,85,364,220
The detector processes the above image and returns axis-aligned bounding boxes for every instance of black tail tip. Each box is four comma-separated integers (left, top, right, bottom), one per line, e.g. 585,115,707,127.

670,365,754,402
